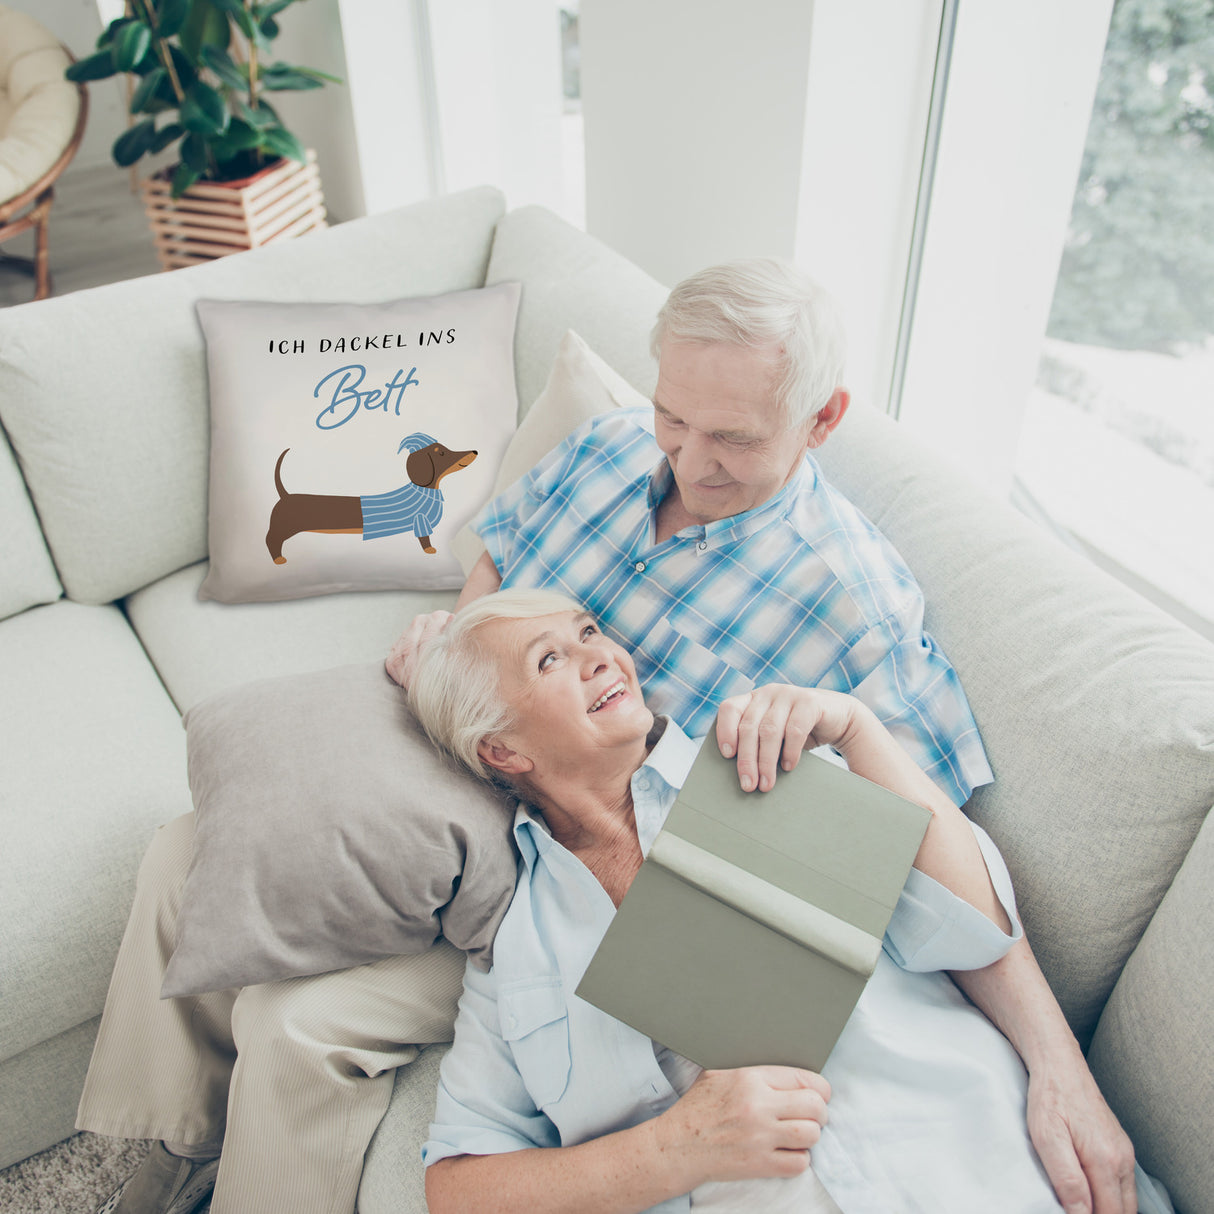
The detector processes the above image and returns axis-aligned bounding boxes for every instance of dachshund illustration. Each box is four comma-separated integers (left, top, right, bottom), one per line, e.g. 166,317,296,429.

266,433,477,565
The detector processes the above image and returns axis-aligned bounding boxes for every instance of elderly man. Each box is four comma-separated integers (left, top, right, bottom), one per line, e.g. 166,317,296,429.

388,260,1136,1214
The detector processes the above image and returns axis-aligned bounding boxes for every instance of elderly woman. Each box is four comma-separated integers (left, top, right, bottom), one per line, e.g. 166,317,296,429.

408,588,1090,1214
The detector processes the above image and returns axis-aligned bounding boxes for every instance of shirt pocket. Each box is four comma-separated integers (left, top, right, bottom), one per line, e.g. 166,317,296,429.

499,978,572,1110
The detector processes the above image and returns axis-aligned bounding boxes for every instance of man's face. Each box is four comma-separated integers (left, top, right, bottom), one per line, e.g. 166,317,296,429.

652,340,816,524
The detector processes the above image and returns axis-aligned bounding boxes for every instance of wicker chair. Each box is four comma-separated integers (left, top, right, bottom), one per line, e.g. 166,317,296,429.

0,5,87,302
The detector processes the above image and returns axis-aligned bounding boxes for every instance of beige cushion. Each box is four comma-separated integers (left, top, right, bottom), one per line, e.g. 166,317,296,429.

0,424,60,620
485,205,667,417
0,186,507,605
814,402,1214,1046
1088,806,1214,1214
452,329,644,574
163,663,518,997
0,8,77,201
0,600,191,1063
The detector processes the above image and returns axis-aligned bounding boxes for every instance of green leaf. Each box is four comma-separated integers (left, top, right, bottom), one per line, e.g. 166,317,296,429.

259,125,305,163
96,17,128,50
112,20,152,72
234,97,279,129
180,131,210,172
181,81,230,135
259,15,279,40
155,0,192,40
200,44,248,90
150,122,185,153
255,0,297,19
167,44,198,91
259,63,323,91
129,66,166,113
112,119,157,167
171,162,201,197
221,118,263,150
180,0,231,63
66,50,119,83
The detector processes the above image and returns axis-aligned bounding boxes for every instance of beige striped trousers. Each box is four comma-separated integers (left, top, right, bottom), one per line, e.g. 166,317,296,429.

76,813,466,1214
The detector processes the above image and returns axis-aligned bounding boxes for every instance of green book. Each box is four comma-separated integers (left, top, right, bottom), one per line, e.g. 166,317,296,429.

575,743,932,1072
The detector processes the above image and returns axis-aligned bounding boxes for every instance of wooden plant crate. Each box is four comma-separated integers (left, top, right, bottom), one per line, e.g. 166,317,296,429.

140,150,327,271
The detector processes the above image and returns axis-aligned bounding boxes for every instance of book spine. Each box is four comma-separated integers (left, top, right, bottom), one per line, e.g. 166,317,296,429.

648,832,882,977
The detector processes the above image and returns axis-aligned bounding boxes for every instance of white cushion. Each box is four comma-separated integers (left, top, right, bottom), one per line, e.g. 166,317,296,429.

0,600,191,1063
0,186,507,605
0,424,60,620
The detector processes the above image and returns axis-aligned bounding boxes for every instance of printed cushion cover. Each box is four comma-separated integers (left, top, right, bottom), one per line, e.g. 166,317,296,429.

196,283,521,602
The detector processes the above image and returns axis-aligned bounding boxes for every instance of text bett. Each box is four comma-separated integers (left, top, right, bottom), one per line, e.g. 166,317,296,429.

268,329,456,355
314,364,421,430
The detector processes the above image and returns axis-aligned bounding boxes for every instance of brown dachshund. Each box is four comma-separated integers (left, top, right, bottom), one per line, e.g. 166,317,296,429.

266,433,477,565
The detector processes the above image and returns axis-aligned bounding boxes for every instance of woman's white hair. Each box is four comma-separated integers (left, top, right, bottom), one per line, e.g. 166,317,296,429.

407,588,586,782
650,258,847,429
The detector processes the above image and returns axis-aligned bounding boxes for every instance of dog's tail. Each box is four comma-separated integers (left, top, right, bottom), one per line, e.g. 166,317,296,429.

274,449,290,499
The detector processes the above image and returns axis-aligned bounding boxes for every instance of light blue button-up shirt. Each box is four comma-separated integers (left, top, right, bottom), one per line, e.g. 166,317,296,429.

423,721,1067,1212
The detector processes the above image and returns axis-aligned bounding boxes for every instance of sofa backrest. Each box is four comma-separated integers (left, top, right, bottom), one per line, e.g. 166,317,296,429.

0,421,60,620
0,186,507,606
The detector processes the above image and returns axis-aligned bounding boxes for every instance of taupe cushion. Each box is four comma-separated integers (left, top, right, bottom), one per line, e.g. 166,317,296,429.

162,663,519,997
814,402,1214,1045
0,186,506,605
1088,805,1214,1214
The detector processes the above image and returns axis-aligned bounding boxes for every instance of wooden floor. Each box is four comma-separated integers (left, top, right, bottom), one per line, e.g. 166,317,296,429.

0,162,162,308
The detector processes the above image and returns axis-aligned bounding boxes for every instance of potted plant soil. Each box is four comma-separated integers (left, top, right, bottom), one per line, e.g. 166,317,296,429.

67,0,340,269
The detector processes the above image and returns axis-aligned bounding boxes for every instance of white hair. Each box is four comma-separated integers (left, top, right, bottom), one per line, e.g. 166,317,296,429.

407,588,585,781
650,259,847,428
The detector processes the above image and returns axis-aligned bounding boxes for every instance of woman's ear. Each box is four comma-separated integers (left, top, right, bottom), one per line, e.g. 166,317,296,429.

477,738,533,776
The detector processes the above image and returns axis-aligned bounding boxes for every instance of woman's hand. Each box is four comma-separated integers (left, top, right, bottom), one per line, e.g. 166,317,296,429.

385,610,453,688
654,1066,830,1185
716,685,861,792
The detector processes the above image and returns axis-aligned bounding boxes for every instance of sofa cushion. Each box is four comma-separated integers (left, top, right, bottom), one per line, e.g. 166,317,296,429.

485,205,668,416
0,423,60,620
0,600,191,1063
813,403,1214,1046
0,186,506,606
195,283,520,603
1088,804,1214,1214
124,560,454,713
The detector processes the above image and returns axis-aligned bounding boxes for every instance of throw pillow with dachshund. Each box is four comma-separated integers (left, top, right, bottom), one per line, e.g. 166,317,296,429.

195,284,520,602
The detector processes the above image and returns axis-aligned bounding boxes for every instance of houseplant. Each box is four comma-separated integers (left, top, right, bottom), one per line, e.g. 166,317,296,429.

66,0,339,266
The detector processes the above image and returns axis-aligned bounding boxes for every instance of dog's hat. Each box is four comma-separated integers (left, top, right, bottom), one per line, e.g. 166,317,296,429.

398,432,438,455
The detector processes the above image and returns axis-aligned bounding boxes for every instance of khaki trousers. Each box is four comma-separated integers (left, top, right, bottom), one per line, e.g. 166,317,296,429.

76,814,466,1214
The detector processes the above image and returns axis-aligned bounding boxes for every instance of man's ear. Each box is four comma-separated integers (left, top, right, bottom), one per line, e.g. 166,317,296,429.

806,388,850,450
477,738,533,776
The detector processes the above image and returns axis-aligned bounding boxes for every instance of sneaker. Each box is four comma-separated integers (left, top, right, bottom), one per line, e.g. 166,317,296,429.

96,1142,220,1214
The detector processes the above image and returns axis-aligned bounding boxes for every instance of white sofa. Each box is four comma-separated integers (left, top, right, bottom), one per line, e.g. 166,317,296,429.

0,186,1210,1214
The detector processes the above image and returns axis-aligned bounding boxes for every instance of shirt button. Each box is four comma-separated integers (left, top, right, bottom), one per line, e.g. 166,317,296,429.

634,561,646,573
697,541,708,551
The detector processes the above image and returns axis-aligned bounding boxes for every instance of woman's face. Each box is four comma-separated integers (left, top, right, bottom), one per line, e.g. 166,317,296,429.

477,610,653,775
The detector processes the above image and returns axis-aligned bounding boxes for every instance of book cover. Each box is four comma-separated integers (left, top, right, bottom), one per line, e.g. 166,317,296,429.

575,743,932,1071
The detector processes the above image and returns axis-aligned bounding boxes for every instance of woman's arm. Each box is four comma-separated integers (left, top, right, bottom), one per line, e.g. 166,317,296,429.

715,684,1010,931
427,1065,830,1214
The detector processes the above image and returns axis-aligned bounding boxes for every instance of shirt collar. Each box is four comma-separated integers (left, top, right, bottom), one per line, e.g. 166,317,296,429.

645,456,818,547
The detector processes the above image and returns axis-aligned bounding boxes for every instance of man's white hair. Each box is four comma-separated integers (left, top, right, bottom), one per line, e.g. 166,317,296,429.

650,258,847,429
408,588,586,781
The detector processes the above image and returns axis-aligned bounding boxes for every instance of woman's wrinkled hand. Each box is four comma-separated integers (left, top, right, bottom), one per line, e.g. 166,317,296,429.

654,1066,830,1185
385,610,454,688
715,684,860,792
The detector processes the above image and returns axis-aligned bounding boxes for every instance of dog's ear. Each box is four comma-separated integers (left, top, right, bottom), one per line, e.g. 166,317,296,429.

407,447,437,487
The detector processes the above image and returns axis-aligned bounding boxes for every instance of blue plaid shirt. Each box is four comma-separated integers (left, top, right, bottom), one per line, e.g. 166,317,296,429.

475,407,991,805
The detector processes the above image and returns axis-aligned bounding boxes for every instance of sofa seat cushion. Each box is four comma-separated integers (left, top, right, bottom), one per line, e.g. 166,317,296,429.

0,600,191,1063
124,560,455,713
0,423,60,621
485,204,668,416
0,186,507,606
814,402,1214,1046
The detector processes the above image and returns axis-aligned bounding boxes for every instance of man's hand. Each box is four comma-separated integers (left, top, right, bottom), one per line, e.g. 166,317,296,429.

715,684,860,792
1026,1061,1137,1214
385,610,453,688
